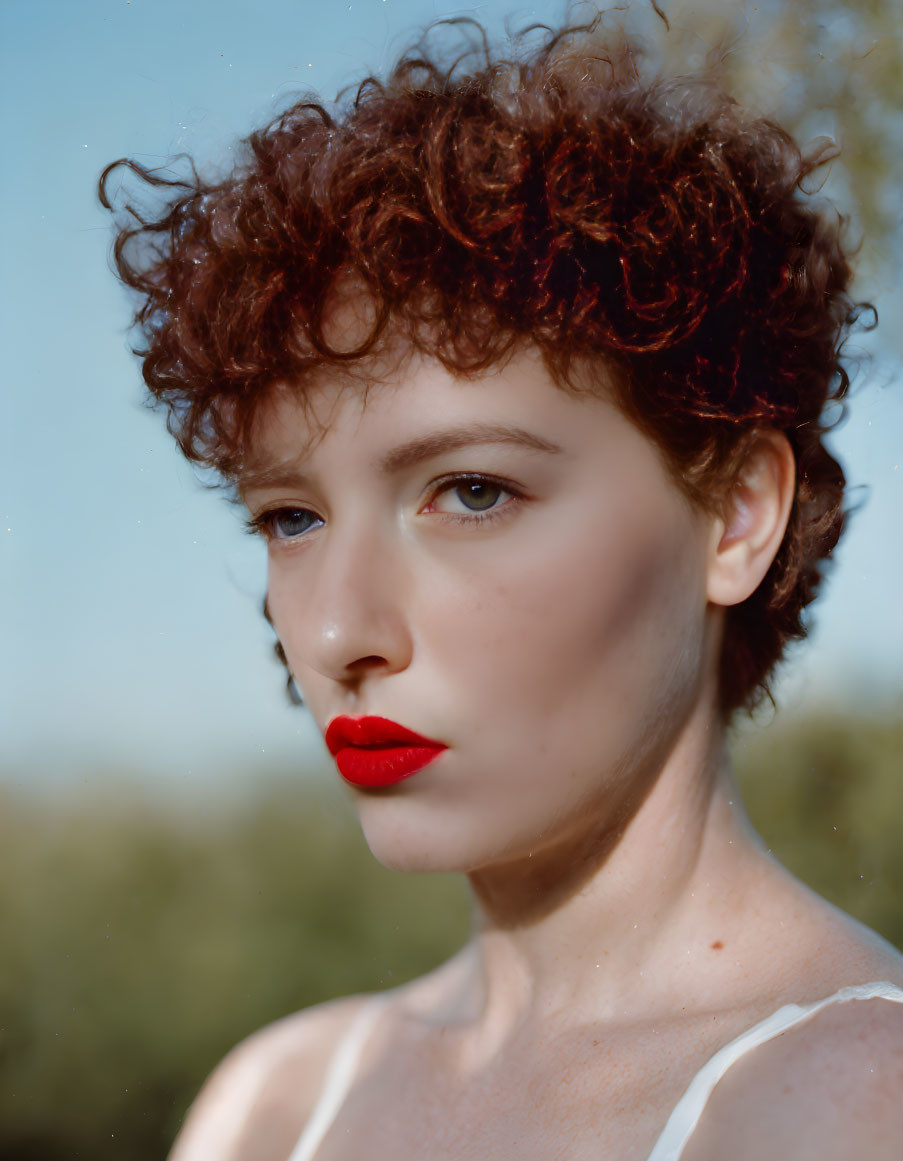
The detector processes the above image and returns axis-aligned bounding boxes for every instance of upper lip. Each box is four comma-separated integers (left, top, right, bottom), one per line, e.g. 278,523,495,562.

324,715,447,755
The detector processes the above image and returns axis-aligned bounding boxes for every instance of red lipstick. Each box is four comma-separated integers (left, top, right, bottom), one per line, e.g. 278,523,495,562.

324,716,447,788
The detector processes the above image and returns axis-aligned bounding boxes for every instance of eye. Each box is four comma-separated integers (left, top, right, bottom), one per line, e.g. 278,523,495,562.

248,507,323,541
425,474,517,519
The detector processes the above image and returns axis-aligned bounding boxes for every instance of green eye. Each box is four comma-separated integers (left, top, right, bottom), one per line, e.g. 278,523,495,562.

456,481,503,511
427,474,518,521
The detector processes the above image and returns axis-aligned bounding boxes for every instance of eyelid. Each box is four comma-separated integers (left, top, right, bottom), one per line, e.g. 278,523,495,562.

425,470,523,496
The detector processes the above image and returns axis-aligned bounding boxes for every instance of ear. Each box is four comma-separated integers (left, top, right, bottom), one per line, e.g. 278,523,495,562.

706,431,796,608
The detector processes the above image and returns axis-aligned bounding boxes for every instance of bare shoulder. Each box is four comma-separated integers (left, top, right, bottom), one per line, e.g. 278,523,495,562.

167,995,374,1161
687,988,903,1161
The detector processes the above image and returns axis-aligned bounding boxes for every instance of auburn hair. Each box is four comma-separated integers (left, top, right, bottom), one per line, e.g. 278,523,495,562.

100,20,871,715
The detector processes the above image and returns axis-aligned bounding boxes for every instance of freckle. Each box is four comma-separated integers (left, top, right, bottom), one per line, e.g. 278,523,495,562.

710,940,724,950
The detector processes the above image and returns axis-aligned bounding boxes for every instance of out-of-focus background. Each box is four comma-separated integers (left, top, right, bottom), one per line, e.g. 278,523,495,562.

1,1,901,1156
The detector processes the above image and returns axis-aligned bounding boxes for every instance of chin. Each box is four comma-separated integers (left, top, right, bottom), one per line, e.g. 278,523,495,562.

354,802,495,875
363,829,476,875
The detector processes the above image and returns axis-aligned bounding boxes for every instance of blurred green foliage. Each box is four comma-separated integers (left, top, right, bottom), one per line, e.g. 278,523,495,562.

1,709,900,1160
585,0,903,292
0,781,470,1160
733,704,903,948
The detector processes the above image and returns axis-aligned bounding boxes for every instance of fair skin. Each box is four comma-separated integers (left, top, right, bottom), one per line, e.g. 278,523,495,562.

170,348,903,1161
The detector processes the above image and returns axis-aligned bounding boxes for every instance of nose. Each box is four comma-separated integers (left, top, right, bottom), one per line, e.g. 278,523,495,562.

268,519,414,691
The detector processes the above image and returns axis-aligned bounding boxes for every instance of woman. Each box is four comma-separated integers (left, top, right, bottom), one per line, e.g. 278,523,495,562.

101,19,903,1160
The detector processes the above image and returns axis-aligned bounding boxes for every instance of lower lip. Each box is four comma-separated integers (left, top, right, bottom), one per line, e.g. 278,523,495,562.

334,745,445,788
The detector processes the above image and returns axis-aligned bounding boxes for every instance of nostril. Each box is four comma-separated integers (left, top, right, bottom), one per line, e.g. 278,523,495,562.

346,655,391,673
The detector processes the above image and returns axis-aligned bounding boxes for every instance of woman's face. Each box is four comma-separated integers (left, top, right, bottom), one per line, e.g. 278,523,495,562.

241,348,720,873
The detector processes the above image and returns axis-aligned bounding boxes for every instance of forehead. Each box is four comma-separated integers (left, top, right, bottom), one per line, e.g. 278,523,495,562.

242,348,600,464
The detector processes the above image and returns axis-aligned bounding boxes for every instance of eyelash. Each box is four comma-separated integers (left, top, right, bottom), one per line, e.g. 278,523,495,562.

246,472,523,542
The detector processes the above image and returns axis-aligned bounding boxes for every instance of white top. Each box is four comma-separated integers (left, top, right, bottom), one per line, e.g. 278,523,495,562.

646,980,903,1160
287,980,903,1161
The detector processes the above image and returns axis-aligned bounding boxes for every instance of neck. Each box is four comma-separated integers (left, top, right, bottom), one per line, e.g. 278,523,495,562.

461,696,765,1037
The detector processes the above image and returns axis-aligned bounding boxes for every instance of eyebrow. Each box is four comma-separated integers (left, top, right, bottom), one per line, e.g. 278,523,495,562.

378,422,563,473
239,422,563,495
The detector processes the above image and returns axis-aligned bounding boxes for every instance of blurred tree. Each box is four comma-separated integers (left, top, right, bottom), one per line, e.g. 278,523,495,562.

733,705,903,949
578,0,903,297
0,783,470,1161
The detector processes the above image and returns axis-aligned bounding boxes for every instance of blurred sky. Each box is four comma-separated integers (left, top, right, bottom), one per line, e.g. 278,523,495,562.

1,0,901,795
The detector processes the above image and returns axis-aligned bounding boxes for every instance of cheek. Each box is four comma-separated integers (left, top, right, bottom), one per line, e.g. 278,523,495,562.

413,507,710,836
265,571,299,649
265,567,326,694
427,499,706,712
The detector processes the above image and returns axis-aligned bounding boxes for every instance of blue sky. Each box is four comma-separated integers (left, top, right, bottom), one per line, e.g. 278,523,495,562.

2,0,901,794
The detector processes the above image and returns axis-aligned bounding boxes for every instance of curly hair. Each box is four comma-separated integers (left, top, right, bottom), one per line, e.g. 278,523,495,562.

100,20,871,716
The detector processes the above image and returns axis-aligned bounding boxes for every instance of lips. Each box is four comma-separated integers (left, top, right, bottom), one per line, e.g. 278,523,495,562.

324,715,448,788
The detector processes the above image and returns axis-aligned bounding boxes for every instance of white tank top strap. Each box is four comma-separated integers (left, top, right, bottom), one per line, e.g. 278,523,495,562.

645,980,903,1161
286,995,387,1161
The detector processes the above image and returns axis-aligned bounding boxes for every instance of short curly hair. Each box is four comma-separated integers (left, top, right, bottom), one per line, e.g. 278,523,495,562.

100,20,871,716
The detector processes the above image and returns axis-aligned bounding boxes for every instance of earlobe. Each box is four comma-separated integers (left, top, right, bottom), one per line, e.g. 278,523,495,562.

706,431,796,608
